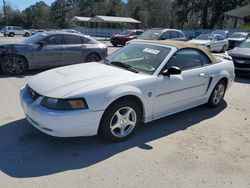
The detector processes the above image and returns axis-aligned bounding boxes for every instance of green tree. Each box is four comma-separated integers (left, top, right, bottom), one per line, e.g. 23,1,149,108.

22,1,51,29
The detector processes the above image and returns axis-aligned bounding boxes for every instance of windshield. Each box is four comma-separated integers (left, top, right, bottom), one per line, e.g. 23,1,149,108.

119,30,131,35
239,40,250,48
105,43,171,75
22,33,48,44
229,33,247,39
137,30,162,40
195,34,214,40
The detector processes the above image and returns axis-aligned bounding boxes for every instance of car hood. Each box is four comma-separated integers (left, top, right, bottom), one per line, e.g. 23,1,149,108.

28,63,149,98
189,40,211,45
228,38,246,42
228,47,250,58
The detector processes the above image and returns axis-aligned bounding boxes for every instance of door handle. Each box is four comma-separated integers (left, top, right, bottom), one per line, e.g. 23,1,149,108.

81,45,86,48
199,73,207,78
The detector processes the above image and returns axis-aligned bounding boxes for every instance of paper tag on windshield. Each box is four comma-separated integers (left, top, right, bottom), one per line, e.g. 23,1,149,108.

143,48,160,55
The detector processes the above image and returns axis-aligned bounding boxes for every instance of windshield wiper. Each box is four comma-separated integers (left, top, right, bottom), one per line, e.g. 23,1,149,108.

110,61,139,73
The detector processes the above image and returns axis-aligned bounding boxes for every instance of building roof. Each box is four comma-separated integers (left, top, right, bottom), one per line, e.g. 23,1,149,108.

72,16,91,22
224,4,250,18
130,40,219,63
89,15,141,24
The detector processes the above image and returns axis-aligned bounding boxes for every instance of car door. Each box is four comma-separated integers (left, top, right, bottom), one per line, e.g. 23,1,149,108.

213,36,221,51
63,34,92,65
153,48,211,118
32,34,65,68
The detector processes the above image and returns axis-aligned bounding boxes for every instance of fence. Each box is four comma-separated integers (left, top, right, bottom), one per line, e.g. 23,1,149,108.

74,27,250,39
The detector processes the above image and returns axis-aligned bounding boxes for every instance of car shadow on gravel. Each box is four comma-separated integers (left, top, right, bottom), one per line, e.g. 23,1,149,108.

0,102,227,178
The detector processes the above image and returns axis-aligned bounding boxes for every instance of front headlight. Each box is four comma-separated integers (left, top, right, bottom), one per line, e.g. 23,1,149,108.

41,97,88,110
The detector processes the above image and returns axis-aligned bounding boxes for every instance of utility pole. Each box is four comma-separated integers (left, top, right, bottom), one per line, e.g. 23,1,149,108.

3,0,7,25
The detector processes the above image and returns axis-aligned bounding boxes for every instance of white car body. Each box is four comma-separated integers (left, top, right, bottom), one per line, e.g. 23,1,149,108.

20,41,235,138
189,34,229,52
3,26,30,37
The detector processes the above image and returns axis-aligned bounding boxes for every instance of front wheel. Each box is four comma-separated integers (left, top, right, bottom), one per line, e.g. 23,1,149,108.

221,45,227,52
99,100,142,142
24,32,30,37
85,53,101,62
207,80,226,107
1,55,28,75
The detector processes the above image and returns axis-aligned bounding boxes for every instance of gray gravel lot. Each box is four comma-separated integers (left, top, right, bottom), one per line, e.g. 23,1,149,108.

0,36,250,188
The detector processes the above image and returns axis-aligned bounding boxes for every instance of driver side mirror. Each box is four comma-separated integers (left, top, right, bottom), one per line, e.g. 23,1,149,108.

162,66,182,76
38,41,47,47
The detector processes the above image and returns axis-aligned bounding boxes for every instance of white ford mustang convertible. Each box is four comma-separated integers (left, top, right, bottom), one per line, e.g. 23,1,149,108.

20,41,235,141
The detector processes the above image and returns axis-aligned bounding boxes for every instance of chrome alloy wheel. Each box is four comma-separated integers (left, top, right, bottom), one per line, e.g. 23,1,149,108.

5,56,26,74
110,107,137,138
213,84,225,105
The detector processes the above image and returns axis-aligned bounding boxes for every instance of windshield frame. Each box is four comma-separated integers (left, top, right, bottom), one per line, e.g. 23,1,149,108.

104,42,174,75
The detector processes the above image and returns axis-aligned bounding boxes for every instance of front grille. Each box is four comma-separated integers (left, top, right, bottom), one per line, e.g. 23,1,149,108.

27,86,41,101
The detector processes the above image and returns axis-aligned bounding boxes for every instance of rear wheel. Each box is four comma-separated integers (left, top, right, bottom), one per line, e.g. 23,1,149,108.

1,55,28,75
207,80,226,107
99,100,142,142
85,53,101,62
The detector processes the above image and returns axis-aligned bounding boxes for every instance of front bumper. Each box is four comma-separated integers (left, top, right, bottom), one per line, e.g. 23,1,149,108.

20,86,104,137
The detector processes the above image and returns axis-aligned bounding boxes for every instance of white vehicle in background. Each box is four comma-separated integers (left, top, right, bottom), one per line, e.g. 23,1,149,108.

3,26,31,37
189,34,229,52
20,40,234,142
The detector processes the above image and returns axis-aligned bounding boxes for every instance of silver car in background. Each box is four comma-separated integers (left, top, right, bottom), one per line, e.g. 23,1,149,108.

0,32,108,75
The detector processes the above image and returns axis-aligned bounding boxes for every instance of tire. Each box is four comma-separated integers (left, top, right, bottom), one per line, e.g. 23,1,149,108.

207,80,226,107
24,32,30,37
9,32,14,37
99,100,142,142
221,45,227,53
85,53,101,62
112,43,117,47
1,55,28,75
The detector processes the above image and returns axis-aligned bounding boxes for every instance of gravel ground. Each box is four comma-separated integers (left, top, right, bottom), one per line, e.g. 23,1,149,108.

0,36,250,188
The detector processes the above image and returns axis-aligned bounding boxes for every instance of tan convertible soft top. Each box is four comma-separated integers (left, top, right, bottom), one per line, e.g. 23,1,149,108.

133,40,220,64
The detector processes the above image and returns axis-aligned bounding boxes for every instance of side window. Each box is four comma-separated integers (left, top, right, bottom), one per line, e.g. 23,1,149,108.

218,35,224,40
160,31,170,40
214,36,219,41
166,49,203,70
43,35,63,45
136,31,143,35
170,31,179,38
130,32,136,36
81,37,91,43
63,35,82,44
178,32,184,38
7,26,11,30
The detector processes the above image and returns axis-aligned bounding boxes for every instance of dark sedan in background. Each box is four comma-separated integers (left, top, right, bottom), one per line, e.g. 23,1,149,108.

110,29,144,46
0,32,108,75
228,39,250,76
227,32,249,50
